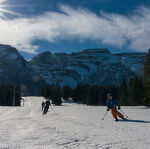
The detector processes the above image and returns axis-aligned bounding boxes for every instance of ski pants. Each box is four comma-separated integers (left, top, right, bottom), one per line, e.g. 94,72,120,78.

42,106,44,111
43,106,49,115
111,108,123,119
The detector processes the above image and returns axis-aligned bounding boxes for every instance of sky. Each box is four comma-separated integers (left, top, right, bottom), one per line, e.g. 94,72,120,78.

0,0,150,59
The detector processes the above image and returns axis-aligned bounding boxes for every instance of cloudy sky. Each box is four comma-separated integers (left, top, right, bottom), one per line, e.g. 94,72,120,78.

0,0,150,59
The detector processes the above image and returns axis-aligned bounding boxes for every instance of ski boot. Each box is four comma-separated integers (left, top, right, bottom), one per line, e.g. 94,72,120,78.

115,118,119,121
122,116,128,120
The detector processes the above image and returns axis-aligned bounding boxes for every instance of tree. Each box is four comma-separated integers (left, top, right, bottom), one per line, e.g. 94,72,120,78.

53,85,62,106
98,87,107,105
73,83,86,102
127,77,144,106
143,48,150,106
62,85,72,100
85,86,93,105
119,79,128,105
0,85,21,106
128,78,136,105
143,78,150,106
144,49,150,78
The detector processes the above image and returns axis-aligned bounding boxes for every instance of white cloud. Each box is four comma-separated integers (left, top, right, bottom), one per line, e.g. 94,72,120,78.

0,0,7,3
0,5,150,53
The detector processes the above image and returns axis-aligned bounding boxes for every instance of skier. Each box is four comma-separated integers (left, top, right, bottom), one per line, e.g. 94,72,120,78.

43,98,51,115
106,93,126,121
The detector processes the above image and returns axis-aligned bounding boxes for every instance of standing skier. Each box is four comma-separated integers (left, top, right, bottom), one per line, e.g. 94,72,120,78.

43,98,51,115
106,93,126,121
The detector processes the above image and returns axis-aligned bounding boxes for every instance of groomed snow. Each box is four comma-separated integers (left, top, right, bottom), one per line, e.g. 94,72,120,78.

0,97,150,149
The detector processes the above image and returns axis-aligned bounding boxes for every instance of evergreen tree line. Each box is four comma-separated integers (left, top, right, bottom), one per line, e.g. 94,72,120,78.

40,77,145,106
0,86,21,106
71,77,145,106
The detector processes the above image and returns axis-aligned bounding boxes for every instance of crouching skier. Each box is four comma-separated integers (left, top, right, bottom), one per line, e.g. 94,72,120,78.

43,98,51,115
106,93,126,121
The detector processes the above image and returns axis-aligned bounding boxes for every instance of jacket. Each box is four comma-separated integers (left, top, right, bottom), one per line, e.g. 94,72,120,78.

106,98,120,110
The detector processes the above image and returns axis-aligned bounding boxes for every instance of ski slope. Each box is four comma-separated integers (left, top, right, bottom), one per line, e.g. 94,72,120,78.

0,97,150,149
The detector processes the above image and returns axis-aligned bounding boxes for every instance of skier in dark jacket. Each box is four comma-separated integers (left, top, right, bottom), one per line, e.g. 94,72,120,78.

43,98,51,115
106,93,125,121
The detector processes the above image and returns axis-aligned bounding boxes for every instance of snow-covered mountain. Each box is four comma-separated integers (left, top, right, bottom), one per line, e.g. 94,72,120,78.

0,44,146,91
29,48,146,87
0,44,45,95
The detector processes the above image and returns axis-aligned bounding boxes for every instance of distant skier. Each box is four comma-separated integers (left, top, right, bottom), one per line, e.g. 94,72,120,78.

106,93,126,121
43,98,51,115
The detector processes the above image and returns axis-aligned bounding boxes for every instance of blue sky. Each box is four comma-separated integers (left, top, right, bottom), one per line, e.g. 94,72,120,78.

0,0,150,59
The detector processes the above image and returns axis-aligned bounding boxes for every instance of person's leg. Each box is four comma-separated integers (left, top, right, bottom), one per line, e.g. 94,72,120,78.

115,109,124,118
111,108,117,119
45,107,48,114
43,107,46,114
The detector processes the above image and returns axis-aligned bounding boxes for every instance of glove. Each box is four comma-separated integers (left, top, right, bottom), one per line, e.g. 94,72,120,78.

107,108,110,111
118,107,121,110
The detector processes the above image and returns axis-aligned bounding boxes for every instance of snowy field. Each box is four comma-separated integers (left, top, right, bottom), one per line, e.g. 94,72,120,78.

0,97,150,149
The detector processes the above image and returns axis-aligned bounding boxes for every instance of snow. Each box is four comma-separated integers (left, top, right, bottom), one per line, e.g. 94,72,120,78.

0,96,150,149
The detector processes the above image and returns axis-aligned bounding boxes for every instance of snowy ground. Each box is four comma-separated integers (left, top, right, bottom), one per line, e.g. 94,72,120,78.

0,97,150,149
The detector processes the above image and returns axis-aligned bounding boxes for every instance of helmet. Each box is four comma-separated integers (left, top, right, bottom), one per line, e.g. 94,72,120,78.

107,93,112,98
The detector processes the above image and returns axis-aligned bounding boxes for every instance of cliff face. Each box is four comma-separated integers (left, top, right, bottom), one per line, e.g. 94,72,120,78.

0,44,146,92
0,44,46,95
29,48,146,87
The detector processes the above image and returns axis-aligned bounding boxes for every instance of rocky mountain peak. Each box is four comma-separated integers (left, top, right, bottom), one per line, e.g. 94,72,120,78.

83,48,110,54
0,44,23,61
0,44,12,50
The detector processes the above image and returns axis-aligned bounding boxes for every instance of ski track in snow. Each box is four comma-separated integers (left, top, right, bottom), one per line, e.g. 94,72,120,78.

0,97,150,149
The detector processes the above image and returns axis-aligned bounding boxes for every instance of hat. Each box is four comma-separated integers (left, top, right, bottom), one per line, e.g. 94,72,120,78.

107,93,112,97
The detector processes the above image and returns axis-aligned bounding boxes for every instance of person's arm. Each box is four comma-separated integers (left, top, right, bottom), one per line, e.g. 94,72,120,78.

106,100,110,111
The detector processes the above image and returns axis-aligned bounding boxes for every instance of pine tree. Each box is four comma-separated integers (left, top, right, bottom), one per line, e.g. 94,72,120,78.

73,83,86,102
128,78,136,105
127,77,144,106
119,79,128,105
92,86,99,105
62,85,72,100
85,86,93,105
53,85,62,106
143,49,150,106
98,87,107,105
143,78,150,106
82,85,89,104
144,49,150,78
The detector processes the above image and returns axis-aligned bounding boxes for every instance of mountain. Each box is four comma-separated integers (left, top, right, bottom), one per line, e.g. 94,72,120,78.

114,52,146,76
0,44,146,91
29,48,146,87
0,44,46,95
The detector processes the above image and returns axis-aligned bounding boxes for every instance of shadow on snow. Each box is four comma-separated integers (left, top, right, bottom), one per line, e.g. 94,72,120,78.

118,119,150,123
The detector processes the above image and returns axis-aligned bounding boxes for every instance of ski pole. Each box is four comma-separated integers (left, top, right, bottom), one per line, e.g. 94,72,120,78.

102,111,108,120
50,104,58,115
119,109,128,118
